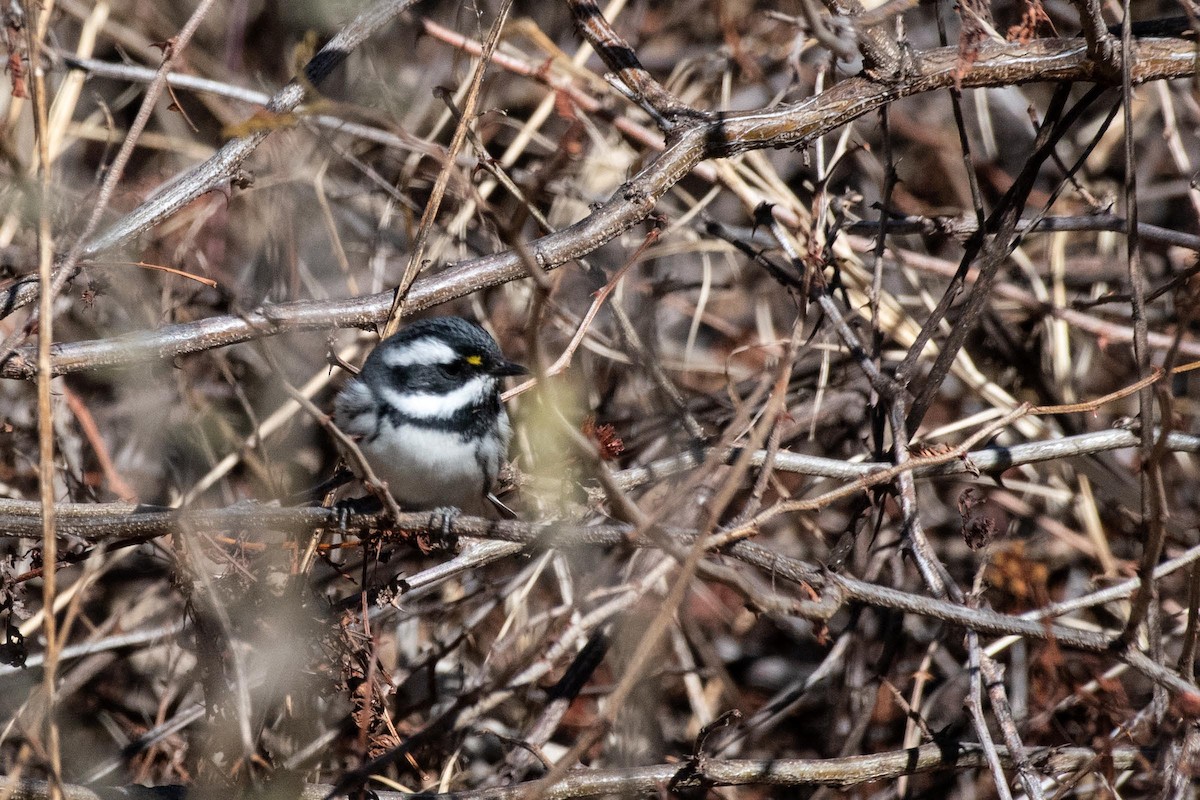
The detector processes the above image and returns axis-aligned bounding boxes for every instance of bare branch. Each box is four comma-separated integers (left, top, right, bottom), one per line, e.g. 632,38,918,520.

0,0,423,321
1,33,1195,378
567,0,704,130
0,745,1148,800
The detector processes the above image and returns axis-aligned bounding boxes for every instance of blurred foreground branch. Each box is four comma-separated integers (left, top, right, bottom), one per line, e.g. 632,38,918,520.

2,743,1147,800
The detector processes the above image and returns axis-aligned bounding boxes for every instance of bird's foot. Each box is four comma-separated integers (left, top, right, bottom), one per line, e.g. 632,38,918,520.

418,506,461,554
332,494,382,529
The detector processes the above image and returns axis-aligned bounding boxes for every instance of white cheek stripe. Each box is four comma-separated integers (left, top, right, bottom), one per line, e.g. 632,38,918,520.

381,337,457,367
379,376,492,419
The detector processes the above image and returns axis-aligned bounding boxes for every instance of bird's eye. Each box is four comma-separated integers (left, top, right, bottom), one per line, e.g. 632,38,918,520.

443,360,467,376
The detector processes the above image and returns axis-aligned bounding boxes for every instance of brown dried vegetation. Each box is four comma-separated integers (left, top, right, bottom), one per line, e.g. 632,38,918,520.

2,0,1200,798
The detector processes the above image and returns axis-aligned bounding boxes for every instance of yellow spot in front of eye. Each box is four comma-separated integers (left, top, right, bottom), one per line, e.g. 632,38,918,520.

466,354,483,366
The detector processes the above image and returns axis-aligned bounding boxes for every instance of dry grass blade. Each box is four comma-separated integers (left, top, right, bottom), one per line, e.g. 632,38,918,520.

2,3,1200,799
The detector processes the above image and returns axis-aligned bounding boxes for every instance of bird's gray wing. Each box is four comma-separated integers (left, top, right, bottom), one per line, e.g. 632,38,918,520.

333,380,378,437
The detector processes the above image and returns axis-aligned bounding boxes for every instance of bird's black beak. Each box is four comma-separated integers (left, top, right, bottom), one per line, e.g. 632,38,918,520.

490,359,529,377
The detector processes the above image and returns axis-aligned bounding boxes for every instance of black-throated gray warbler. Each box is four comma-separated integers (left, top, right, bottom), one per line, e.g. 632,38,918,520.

334,317,527,515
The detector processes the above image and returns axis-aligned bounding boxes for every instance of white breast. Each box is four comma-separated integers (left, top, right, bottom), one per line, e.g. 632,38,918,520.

359,415,508,514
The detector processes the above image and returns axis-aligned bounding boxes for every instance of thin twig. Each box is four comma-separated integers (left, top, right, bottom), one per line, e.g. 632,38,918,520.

0,0,423,322
381,0,514,337
24,5,62,798
567,0,704,129
1117,0,1170,654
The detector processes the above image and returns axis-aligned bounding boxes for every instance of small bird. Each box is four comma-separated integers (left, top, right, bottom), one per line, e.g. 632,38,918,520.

334,317,527,515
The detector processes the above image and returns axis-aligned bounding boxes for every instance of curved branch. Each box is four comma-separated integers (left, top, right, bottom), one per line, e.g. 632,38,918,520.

0,0,422,321
1,34,1195,379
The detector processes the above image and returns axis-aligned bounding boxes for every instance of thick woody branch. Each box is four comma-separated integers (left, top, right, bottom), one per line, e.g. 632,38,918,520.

0,34,1195,379
0,494,1192,658
0,745,1147,800
4,427,1197,538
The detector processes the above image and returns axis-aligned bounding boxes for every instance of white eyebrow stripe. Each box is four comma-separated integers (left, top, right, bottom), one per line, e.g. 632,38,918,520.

378,376,491,419
381,338,457,367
